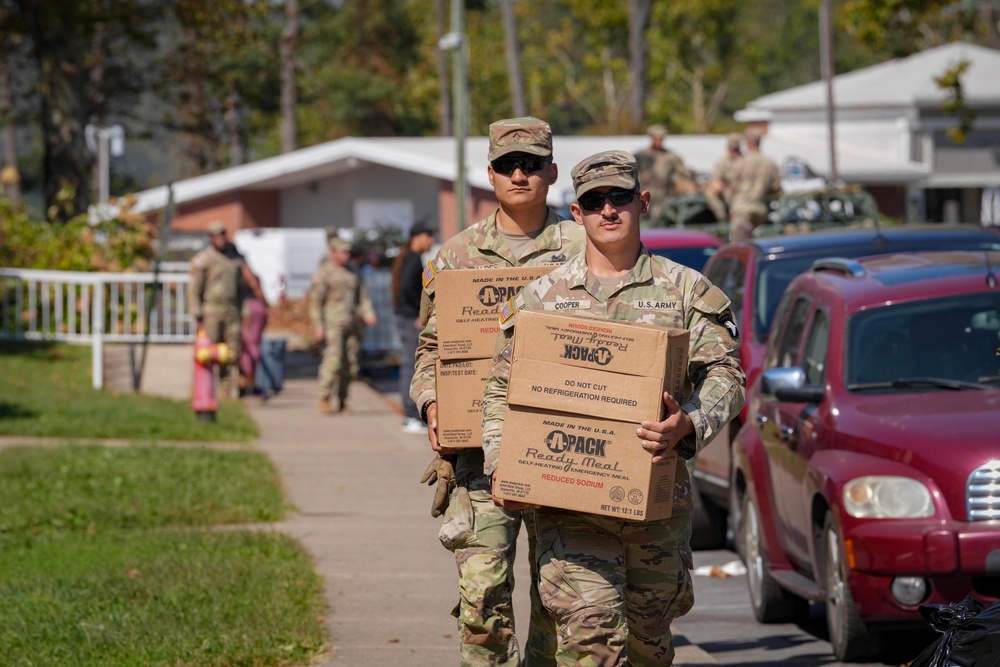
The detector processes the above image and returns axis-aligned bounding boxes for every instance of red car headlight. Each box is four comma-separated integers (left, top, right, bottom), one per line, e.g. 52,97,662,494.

843,476,934,519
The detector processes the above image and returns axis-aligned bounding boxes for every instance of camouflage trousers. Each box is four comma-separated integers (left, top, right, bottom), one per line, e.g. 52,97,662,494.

439,450,558,667
202,307,241,393
533,510,694,667
317,325,359,402
729,208,766,243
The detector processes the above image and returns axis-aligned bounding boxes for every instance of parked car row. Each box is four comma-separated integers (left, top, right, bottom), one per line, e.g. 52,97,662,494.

680,222,1000,662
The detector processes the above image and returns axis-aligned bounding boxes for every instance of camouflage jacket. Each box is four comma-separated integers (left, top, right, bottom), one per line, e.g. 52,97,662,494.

711,154,742,206
636,147,694,218
409,209,586,417
481,249,746,516
189,245,242,317
308,262,376,330
730,153,782,216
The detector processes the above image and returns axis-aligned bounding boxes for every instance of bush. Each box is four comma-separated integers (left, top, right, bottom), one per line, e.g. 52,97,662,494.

0,188,156,272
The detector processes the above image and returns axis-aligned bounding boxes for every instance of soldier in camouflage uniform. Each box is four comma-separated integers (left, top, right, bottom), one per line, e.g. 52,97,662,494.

482,151,745,666
728,129,782,242
707,133,744,220
310,234,377,415
635,124,697,224
189,220,246,395
411,116,586,667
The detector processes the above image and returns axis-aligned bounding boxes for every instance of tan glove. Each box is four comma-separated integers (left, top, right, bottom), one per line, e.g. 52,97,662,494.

420,455,456,518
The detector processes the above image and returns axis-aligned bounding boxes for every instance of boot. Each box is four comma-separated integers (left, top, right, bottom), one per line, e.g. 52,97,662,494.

318,397,333,415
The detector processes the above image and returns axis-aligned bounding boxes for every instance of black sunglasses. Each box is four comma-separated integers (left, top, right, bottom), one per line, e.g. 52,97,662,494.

490,155,550,176
577,188,637,212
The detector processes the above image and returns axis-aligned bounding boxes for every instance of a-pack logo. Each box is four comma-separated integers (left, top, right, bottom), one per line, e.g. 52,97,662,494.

545,430,608,457
478,284,519,307
561,344,613,366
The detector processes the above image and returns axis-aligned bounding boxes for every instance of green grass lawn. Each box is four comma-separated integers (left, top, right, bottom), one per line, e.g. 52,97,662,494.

1,530,327,667
0,427,330,665
0,444,288,534
0,342,257,441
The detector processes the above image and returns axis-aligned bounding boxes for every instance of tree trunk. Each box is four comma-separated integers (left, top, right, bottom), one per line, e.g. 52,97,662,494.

500,0,526,117
0,50,20,206
628,0,652,131
437,0,451,136
280,0,298,153
28,3,91,217
225,77,246,166
89,16,105,205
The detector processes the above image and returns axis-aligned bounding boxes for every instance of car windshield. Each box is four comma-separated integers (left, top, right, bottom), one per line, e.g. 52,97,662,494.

647,246,717,272
753,238,1000,342
846,292,1000,390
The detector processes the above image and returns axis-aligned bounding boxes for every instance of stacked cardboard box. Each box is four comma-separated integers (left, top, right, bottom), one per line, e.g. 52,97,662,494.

434,266,556,448
494,310,689,521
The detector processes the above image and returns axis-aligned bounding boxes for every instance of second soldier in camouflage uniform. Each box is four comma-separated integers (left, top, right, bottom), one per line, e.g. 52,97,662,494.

483,151,745,666
411,116,586,666
634,124,697,224
728,129,782,242
310,234,377,414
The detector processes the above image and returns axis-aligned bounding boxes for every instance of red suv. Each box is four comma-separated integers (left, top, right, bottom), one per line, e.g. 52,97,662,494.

731,251,1000,662
689,225,1000,550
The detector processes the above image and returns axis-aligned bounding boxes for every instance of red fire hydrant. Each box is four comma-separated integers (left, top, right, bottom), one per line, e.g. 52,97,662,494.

192,326,237,422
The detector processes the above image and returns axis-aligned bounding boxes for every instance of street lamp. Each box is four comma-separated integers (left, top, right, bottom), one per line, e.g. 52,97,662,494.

85,123,125,205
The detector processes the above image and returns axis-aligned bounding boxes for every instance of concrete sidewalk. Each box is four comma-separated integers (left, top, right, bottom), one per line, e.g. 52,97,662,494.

247,351,717,666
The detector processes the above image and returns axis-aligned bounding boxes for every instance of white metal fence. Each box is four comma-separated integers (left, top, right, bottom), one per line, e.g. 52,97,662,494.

0,268,194,388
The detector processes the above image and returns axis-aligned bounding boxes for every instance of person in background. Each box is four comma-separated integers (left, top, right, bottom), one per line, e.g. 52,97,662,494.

635,123,697,224
707,132,744,221
482,150,745,665
728,128,782,242
392,221,436,434
310,234,377,415
239,262,270,400
189,221,263,398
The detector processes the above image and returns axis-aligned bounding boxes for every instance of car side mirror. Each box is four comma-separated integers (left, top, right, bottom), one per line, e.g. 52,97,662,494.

761,367,825,404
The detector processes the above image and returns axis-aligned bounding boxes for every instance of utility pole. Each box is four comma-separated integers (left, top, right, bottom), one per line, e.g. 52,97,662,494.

819,0,839,185
440,0,468,231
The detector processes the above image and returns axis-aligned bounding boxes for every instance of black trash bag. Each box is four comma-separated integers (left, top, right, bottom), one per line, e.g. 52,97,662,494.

909,595,1000,667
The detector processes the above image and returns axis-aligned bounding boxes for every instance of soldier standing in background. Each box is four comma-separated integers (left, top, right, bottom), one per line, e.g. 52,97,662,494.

310,234,377,415
635,124,697,224
411,116,585,667
482,151,745,666
189,221,263,397
707,132,744,221
728,129,782,242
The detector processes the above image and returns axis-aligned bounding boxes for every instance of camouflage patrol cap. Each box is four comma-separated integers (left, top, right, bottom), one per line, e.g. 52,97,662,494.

328,236,350,251
646,124,668,139
571,150,638,197
726,133,742,150
207,220,226,236
488,116,552,160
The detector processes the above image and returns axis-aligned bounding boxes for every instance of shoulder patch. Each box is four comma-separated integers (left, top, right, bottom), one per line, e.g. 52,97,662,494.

500,296,516,324
717,308,739,342
698,284,729,312
421,262,435,287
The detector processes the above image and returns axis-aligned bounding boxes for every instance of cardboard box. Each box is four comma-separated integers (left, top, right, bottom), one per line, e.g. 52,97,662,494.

495,310,690,521
435,358,494,449
435,266,556,360
494,407,680,521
